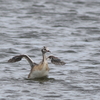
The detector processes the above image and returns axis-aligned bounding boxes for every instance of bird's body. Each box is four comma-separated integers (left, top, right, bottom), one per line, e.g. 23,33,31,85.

28,48,50,79
28,61,49,79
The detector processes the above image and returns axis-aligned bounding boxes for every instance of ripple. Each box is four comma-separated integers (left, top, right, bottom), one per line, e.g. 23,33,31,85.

78,15,99,21
17,32,39,38
77,27,99,30
44,94,62,98
0,0,100,100
22,90,30,93
73,1,85,4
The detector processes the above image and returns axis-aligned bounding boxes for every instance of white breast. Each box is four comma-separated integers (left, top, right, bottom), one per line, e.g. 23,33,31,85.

29,69,49,79
29,62,49,79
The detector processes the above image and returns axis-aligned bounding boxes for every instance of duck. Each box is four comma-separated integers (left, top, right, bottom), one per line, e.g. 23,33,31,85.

8,46,65,79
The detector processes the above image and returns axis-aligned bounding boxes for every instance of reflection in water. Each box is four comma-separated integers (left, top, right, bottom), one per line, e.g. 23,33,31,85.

25,77,55,84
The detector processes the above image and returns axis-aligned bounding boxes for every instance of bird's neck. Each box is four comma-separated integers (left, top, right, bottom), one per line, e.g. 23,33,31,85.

42,53,47,63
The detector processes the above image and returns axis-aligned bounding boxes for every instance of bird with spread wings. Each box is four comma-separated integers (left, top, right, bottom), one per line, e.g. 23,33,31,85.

8,46,66,79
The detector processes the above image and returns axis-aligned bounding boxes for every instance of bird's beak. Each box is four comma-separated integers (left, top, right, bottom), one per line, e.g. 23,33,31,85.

47,50,51,52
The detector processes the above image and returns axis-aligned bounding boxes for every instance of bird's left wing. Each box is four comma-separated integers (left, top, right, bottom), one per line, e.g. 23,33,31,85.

48,56,66,65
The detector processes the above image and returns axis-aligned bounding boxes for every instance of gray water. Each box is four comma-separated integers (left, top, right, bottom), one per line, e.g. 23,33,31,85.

0,0,100,100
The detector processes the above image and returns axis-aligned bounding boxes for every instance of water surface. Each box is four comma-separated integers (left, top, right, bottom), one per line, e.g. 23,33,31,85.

0,0,100,100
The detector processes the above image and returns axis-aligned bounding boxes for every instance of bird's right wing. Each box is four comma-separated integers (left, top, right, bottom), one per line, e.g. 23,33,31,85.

8,55,38,68
8,55,23,63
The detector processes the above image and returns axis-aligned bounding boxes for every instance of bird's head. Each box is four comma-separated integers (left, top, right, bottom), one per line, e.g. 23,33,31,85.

41,46,50,54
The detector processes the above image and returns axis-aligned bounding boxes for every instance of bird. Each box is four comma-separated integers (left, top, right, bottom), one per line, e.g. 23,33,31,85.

8,46,65,79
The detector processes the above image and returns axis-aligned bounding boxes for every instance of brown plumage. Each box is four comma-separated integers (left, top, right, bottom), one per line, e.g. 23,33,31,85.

8,55,23,63
48,56,66,65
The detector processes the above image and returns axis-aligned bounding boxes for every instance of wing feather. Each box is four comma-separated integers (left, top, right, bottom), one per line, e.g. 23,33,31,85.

48,56,66,65
8,55,38,68
8,55,23,63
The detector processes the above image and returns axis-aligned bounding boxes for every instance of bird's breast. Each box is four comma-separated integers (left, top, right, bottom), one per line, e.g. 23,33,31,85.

28,61,49,79
42,61,49,71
